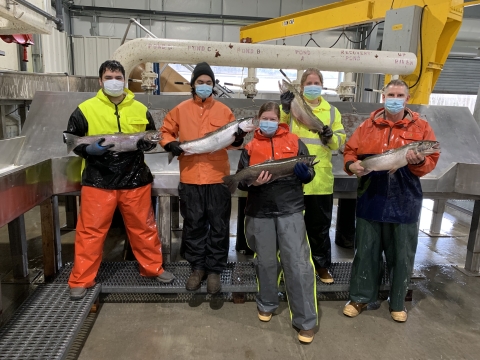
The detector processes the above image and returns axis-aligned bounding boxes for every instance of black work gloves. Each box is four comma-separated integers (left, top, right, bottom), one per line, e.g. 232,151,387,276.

164,141,184,156
85,138,114,156
137,139,156,152
280,91,295,114
232,128,247,147
320,125,333,145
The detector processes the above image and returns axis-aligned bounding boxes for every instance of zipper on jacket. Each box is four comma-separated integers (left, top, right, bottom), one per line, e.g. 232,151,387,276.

270,138,275,159
114,104,121,132
387,126,393,145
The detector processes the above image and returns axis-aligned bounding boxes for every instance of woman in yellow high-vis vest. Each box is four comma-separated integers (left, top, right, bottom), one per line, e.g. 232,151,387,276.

280,68,346,284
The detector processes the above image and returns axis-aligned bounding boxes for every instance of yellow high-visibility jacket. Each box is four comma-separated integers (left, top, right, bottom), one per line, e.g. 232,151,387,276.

280,96,345,195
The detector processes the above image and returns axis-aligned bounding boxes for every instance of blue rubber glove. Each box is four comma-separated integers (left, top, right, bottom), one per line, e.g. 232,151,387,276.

85,138,114,156
294,162,310,182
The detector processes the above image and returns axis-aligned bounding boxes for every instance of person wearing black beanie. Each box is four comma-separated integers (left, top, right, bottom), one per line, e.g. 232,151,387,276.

190,61,215,87
160,61,248,294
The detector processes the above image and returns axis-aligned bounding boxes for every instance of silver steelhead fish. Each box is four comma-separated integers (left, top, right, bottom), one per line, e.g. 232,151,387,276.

64,130,161,154
279,79,324,133
222,155,318,194
168,117,256,164
360,140,440,175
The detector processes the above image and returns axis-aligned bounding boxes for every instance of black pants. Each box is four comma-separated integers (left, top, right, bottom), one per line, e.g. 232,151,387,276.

304,194,333,269
178,183,231,273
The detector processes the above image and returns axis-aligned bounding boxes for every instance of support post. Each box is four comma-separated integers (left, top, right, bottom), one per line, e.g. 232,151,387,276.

429,199,447,234
335,199,356,249
40,196,62,280
465,200,480,273
0,106,6,140
157,196,171,262
171,196,180,230
8,215,29,279
474,84,480,128
64,195,78,230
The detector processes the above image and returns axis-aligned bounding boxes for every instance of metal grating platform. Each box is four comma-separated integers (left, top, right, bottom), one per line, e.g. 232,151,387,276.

53,261,415,294
0,284,100,360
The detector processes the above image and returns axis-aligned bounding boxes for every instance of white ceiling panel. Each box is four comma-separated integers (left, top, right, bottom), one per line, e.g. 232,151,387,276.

258,0,281,17
98,17,135,38
222,25,241,42
280,0,302,16
165,22,211,40
72,16,94,37
144,20,166,38
223,0,258,16
162,0,222,14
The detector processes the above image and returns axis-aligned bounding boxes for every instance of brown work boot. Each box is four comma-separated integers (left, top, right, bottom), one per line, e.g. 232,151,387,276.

316,267,334,284
390,308,408,322
185,269,205,291
257,308,272,322
343,300,367,317
207,273,221,294
298,329,315,343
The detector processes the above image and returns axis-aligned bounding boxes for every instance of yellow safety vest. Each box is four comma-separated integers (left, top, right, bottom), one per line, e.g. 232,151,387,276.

78,89,150,136
280,97,346,195
77,89,150,172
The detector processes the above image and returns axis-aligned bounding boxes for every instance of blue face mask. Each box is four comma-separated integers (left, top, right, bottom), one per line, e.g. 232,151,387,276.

195,84,213,99
303,85,322,100
384,98,406,115
259,120,278,137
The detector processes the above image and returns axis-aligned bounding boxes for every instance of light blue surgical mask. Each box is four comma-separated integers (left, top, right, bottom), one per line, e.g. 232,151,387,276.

195,84,213,99
303,85,322,100
259,120,278,137
384,98,406,115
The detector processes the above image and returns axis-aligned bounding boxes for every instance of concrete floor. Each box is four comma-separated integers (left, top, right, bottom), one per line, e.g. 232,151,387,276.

1,199,480,359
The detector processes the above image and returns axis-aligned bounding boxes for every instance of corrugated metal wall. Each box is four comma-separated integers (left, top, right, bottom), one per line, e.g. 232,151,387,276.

72,36,122,76
433,58,480,95
42,29,71,74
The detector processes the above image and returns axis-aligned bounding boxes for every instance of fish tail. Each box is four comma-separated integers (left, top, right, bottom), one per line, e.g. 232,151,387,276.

167,152,174,164
63,133,79,154
222,174,239,194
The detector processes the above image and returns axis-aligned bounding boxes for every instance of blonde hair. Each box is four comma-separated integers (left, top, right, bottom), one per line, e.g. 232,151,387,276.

300,68,324,86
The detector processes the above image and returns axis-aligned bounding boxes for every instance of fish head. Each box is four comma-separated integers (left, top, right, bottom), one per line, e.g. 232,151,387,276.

279,79,296,94
299,155,318,167
415,140,441,155
238,117,257,132
144,130,162,143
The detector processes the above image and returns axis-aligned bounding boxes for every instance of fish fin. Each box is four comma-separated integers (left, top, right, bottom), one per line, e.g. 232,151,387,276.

388,168,398,175
63,133,79,154
222,174,239,194
382,149,396,155
167,152,174,164
312,160,320,166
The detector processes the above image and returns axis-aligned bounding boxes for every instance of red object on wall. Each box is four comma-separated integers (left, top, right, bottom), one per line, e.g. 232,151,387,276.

0,34,34,62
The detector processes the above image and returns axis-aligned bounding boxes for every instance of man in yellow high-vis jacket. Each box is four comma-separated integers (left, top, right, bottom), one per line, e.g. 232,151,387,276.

64,60,174,300
280,68,346,284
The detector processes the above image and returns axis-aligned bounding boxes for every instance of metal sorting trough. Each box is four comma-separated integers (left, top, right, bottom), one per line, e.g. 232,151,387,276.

1,91,480,280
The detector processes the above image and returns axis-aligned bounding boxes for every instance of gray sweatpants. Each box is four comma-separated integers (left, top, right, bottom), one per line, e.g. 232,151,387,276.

245,212,317,330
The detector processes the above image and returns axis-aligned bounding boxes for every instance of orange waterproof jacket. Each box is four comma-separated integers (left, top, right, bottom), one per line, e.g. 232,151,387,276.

246,123,300,165
160,96,235,184
343,108,439,223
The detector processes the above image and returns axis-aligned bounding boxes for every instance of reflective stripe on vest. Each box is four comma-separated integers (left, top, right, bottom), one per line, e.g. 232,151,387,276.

295,105,337,146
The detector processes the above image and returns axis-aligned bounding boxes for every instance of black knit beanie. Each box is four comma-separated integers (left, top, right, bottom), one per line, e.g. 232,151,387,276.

190,62,215,86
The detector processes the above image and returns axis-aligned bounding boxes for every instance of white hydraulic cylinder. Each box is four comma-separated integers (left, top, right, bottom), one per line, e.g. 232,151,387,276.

112,38,417,80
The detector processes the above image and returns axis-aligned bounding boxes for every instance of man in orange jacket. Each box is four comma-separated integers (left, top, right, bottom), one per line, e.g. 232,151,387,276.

342,79,439,322
160,62,246,294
